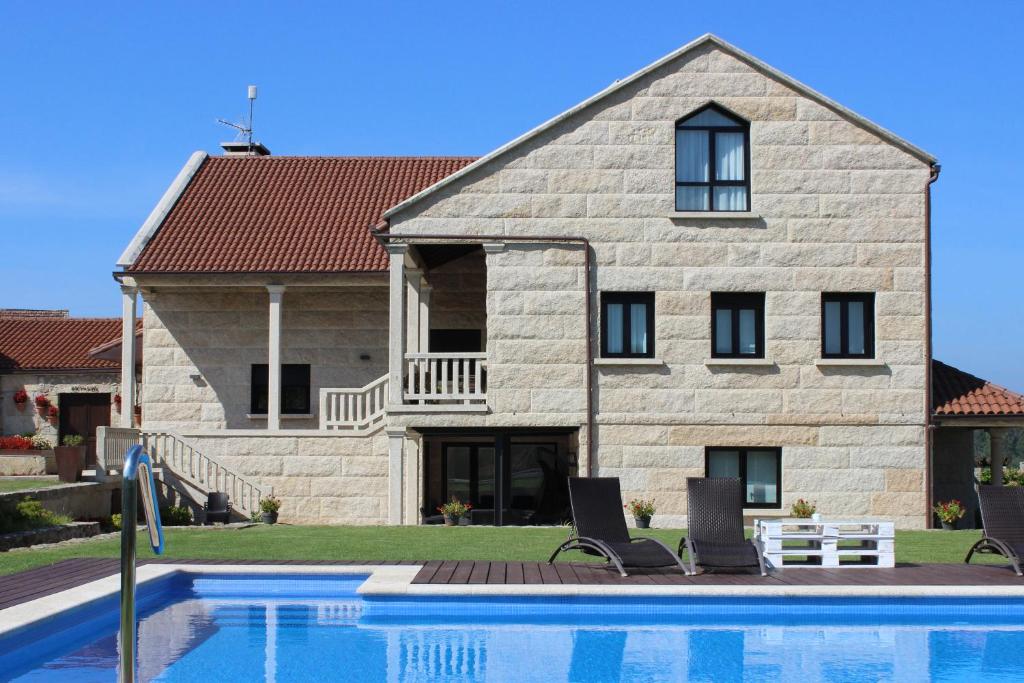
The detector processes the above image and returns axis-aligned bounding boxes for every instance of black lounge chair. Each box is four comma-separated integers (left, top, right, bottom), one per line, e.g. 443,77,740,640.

965,485,1024,576
547,477,688,577
204,492,231,525
678,477,767,576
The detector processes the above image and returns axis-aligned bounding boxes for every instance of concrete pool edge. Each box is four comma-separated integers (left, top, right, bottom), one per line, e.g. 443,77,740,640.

4,563,1024,637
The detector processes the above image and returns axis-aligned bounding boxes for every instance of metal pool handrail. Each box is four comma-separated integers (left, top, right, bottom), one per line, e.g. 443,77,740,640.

120,445,164,683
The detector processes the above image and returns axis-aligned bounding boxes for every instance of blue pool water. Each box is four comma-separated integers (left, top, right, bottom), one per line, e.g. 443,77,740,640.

2,574,1024,682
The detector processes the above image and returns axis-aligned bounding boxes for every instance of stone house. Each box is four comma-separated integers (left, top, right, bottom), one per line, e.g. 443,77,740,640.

0,309,136,464
113,34,956,528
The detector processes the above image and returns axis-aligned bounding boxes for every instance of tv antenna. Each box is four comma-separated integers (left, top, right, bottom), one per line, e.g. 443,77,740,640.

217,85,259,153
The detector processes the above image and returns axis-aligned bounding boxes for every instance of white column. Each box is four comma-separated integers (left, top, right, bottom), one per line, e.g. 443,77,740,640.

387,245,407,406
406,268,421,354
266,285,286,430
119,285,138,428
386,427,406,524
419,282,432,353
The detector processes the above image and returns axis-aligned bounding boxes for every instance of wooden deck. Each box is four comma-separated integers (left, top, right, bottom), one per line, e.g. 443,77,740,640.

1,558,1020,611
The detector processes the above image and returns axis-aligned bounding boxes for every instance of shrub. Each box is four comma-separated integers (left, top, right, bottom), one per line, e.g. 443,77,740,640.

979,467,1024,487
111,513,122,531
259,495,282,514
160,505,193,526
30,435,53,450
0,435,34,450
791,498,817,518
61,434,85,447
933,499,966,524
624,498,656,520
0,496,71,533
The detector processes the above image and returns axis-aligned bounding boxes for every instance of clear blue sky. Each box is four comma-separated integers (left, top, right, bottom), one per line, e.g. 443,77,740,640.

1,2,1021,388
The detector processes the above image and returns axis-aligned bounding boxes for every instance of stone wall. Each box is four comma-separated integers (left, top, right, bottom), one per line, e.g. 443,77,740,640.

389,42,931,527
142,286,389,431
0,372,122,440
179,432,390,524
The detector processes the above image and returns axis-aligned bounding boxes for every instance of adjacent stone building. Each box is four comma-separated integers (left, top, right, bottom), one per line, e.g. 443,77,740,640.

114,34,949,527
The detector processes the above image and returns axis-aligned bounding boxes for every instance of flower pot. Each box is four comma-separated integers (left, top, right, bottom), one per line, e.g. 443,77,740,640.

261,511,278,524
15,401,26,412
443,515,457,526
634,516,651,529
53,446,85,483
940,520,956,531
458,515,471,526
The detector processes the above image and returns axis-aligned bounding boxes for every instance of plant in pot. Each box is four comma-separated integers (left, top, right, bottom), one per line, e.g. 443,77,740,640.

437,497,472,526
791,498,818,520
54,434,86,483
34,394,50,414
625,498,656,529
13,389,28,411
259,495,282,524
933,499,965,530
46,404,59,423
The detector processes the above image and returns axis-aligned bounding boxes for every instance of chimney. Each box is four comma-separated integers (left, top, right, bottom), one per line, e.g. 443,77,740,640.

220,140,271,156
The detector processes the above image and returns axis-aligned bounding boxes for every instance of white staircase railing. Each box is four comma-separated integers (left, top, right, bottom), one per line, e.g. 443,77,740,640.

319,375,389,432
97,427,271,517
404,352,487,405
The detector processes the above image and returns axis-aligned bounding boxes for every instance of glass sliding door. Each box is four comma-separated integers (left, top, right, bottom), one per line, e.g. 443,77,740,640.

443,444,495,524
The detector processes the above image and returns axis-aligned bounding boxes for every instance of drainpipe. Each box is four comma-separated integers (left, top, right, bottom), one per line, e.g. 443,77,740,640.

373,230,596,476
924,163,941,528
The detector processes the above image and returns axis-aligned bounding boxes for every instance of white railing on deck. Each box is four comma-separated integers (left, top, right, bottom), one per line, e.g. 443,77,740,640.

319,375,389,432
404,352,487,404
95,426,141,473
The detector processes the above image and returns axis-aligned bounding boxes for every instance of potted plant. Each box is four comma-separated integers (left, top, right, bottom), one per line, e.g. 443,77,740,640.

625,498,656,529
933,499,965,530
259,495,281,524
46,404,59,423
54,434,86,483
791,498,817,519
13,389,28,411
437,497,472,526
34,394,50,414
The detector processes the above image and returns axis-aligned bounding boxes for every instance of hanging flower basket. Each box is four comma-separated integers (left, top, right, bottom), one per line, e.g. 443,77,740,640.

113,393,122,409
34,394,50,412
47,404,59,423
13,389,28,411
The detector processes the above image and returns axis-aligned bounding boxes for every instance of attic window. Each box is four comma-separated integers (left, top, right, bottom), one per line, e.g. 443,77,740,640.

675,105,750,212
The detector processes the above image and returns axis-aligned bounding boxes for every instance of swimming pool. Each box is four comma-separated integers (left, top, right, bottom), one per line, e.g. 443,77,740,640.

2,572,1023,682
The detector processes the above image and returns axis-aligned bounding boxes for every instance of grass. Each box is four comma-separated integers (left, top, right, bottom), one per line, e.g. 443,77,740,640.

0,525,1009,577
0,478,62,493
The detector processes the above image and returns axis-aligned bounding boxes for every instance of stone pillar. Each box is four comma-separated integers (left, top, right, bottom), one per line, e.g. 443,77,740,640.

386,427,406,524
419,282,432,352
387,245,407,406
406,268,421,354
119,285,138,428
990,428,1013,486
266,285,286,430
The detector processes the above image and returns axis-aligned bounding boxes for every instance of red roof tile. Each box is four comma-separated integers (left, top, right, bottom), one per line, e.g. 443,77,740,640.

932,360,1024,417
128,156,477,273
0,317,123,371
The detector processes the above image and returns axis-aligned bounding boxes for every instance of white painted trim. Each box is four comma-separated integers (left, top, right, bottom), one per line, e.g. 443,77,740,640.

669,211,762,220
386,404,489,414
382,33,936,220
704,358,777,367
594,358,665,366
117,151,208,267
246,413,314,420
815,358,888,367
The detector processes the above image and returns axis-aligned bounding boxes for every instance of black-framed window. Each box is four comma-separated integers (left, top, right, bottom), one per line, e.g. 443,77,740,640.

711,293,765,358
821,293,875,359
675,104,750,211
601,292,655,358
705,447,781,509
251,364,311,414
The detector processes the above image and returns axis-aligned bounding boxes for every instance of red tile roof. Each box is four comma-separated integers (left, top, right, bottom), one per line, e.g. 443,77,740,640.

128,156,477,273
932,360,1024,417
0,317,123,371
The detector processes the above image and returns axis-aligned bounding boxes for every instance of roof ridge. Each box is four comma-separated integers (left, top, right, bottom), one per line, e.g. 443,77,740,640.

206,155,481,161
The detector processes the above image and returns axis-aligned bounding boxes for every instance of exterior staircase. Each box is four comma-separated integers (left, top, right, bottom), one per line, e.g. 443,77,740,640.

96,427,271,520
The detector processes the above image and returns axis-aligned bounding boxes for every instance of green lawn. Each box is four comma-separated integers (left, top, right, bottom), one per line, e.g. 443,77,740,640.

0,525,1008,576
0,478,62,493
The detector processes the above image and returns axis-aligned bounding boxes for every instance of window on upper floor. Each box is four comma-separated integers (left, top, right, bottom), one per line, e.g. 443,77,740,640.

711,292,765,358
601,292,655,358
706,447,781,509
675,105,750,212
251,363,311,415
821,293,875,359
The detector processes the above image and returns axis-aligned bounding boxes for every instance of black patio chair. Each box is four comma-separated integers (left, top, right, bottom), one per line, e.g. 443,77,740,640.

204,492,231,525
547,477,689,577
678,477,767,576
965,485,1024,576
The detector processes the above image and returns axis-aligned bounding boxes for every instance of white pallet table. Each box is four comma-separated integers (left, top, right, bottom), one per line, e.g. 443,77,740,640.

756,518,895,569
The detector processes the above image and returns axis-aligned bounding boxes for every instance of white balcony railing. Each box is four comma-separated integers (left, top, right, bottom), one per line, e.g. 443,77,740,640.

404,352,487,405
319,375,389,432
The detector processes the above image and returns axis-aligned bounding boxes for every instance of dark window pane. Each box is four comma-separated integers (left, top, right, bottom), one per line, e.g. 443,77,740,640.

606,303,624,354
738,309,757,355
746,450,779,505
824,301,842,355
715,309,733,355
601,293,655,359
708,450,740,478
848,301,865,355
